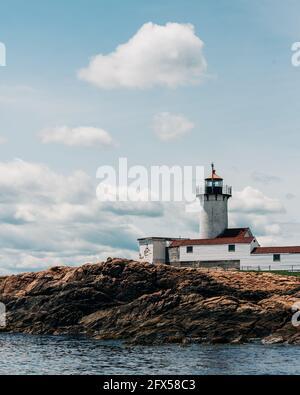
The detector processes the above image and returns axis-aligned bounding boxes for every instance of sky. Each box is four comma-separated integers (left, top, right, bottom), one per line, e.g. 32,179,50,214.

0,0,300,273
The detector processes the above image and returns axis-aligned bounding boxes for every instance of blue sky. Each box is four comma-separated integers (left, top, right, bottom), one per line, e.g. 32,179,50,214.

0,0,299,272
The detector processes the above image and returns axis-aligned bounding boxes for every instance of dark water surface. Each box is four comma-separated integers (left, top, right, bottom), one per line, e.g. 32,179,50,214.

0,333,299,374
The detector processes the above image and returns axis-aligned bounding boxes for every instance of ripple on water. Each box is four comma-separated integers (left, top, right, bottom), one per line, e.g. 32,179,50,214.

0,333,299,374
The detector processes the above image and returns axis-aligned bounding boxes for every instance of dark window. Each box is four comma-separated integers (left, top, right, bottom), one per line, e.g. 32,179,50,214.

273,254,281,262
228,244,235,252
186,246,193,253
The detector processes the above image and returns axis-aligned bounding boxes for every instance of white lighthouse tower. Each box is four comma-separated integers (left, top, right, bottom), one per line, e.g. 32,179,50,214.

197,163,232,239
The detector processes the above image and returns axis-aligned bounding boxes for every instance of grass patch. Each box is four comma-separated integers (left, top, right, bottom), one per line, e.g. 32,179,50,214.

241,270,300,277
268,271,300,277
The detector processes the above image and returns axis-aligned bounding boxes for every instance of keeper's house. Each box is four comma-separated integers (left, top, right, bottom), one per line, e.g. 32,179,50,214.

138,165,300,271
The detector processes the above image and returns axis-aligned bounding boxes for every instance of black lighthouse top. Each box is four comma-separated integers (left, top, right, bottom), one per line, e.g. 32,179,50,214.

204,163,231,196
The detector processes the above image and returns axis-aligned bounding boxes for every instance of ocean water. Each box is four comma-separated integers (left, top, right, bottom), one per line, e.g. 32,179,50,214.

0,333,299,375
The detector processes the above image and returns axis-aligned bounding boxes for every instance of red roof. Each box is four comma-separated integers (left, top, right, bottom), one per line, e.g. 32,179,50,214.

205,169,223,181
252,246,300,254
170,228,255,247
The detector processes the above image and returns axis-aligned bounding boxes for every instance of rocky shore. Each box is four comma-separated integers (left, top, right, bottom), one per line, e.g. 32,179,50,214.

0,258,300,345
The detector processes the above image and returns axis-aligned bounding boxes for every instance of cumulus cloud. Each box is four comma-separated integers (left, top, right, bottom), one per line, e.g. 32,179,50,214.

152,112,194,141
1,163,294,273
230,212,281,237
230,186,285,214
0,159,92,204
229,186,286,240
0,160,165,273
102,201,163,218
96,184,163,217
39,126,115,148
78,22,207,89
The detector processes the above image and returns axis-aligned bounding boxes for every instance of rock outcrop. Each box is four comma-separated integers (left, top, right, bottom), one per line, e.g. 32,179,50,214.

0,258,300,345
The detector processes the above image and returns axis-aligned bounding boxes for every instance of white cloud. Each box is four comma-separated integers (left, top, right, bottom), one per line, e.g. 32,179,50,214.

0,159,92,204
230,186,285,214
229,186,286,241
39,126,115,148
230,212,282,237
78,22,207,89
0,160,166,273
102,201,163,218
153,112,194,141
1,164,295,273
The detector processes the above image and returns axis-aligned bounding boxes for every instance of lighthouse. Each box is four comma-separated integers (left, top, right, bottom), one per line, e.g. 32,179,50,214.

197,164,232,239
138,163,300,271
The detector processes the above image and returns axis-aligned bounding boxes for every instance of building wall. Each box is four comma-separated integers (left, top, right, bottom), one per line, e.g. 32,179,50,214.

241,253,300,271
139,239,169,264
179,242,253,263
199,195,229,238
139,241,154,263
152,240,168,264
168,246,179,264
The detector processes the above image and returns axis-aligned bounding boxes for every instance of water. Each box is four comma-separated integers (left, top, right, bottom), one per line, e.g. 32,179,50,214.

0,333,299,374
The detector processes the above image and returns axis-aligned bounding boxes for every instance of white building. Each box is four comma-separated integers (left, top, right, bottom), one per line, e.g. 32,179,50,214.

138,164,300,271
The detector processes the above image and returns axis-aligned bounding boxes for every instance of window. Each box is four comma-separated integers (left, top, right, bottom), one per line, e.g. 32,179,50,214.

273,254,281,262
214,181,222,187
228,244,235,252
186,246,193,253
